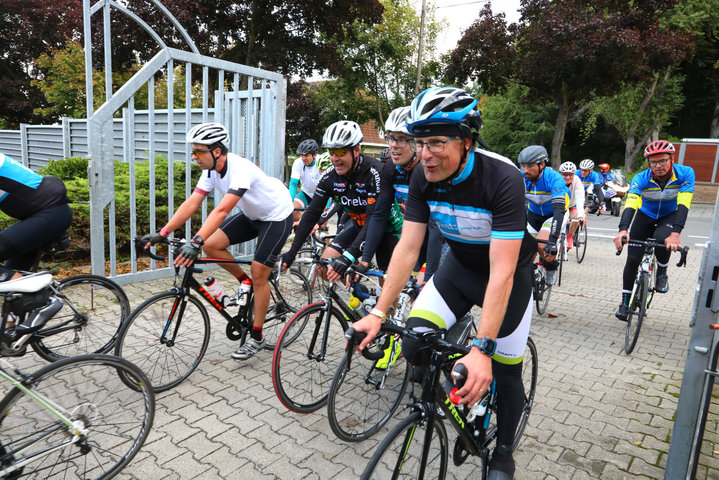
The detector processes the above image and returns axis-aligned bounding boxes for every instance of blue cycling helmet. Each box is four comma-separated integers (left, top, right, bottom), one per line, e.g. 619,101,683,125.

407,87,482,138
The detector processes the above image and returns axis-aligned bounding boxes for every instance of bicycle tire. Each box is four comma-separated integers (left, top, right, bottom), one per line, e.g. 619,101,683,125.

0,353,154,479
31,274,130,362
624,273,647,355
263,268,312,350
272,302,348,413
558,238,565,287
361,411,448,480
327,336,409,442
575,224,587,263
114,292,210,392
512,336,538,451
534,267,552,316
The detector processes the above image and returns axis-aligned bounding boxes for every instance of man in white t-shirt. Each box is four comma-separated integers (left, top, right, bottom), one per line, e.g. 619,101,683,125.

289,139,322,223
143,122,294,361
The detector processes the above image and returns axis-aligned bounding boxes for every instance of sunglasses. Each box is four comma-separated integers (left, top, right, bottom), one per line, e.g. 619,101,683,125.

192,148,212,156
328,148,350,157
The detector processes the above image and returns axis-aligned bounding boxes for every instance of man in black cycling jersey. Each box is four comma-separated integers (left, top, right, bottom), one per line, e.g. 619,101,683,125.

0,153,71,342
279,120,402,280
359,106,443,281
353,87,535,480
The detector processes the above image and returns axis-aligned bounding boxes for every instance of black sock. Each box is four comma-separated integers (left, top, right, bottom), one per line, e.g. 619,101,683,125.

250,326,262,342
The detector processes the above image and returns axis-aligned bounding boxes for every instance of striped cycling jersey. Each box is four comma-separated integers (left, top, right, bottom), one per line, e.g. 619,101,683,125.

405,148,536,271
523,167,569,217
624,164,695,219
576,170,602,192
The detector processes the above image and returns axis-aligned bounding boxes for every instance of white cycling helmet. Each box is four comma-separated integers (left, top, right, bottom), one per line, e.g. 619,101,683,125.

186,122,229,146
384,106,411,135
322,121,364,149
559,161,577,174
579,159,594,171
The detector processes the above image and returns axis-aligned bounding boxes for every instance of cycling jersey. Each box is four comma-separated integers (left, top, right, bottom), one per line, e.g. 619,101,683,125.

566,175,585,212
599,171,616,185
194,152,293,222
576,170,602,192
523,167,569,217
404,148,536,271
289,158,322,200
288,154,386,259
0,154,69,220
624,164,694,220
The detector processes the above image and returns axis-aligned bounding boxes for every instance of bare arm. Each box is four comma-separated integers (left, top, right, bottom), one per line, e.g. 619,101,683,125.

161,191,206,235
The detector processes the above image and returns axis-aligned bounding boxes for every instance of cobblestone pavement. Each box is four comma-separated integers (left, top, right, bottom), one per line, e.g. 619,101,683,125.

2,207,714,479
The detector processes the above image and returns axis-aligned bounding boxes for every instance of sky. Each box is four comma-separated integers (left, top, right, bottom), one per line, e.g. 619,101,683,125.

431,0,522,54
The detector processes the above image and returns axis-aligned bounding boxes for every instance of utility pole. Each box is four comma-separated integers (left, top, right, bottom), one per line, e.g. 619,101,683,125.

415,0,427,96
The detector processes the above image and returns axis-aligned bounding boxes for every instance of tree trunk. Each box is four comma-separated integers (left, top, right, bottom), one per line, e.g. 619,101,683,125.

711,101,719,138
550,82,570,169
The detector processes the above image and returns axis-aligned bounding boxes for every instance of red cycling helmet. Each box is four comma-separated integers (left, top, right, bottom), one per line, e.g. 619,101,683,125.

598,163,610,173
644,140,675,158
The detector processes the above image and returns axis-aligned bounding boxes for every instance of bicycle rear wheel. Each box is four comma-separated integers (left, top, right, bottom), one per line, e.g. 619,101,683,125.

272,302,348,413
31,275,130,362
575,224,588,263
0,354,154,479
114,292,210,392
361,412,448,480
263,268,312,350
624,274,648,355
512,336,538,451
327,335,409,442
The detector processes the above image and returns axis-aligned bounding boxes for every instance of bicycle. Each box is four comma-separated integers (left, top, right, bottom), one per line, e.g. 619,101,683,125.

326,276,423,442
531,261,552,316
616,236,689,354
0,269,130,362
0,353,154,479
294,226,334,290
114,237,312,392
574,219,588,263
272,257,385,414
351,323,537,479
557,217,582,287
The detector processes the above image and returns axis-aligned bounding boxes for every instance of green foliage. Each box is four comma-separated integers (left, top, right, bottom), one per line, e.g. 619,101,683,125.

38,157,89,180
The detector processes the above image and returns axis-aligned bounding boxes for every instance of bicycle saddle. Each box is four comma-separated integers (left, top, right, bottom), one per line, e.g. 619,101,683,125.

0,273,53,293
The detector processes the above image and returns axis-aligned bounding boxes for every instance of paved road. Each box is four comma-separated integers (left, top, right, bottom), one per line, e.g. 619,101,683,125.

4,205,715,479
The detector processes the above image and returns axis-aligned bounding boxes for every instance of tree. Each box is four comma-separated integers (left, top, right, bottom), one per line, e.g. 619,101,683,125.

446,1,694,167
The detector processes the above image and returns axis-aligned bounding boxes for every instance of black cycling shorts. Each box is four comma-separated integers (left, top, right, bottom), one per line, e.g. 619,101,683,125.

220,213,293,267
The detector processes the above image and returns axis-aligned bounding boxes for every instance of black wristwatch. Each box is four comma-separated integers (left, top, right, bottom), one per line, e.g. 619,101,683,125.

191,234,204,246
471,337,497,357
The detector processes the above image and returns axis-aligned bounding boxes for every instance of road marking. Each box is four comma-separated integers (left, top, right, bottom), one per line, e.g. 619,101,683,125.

689,235,709,239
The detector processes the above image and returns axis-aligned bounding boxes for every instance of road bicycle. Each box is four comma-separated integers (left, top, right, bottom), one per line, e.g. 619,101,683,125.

272,257,385,414
0,268,130,362
114,237,312,392
557,217,582,287
0,352,155,479
351,323,537,479
574,219,588,263
617,236,688,354
326,275,423,442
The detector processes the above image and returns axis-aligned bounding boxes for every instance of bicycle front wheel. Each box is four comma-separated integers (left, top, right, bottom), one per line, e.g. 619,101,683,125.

114,292,210,392
327,336,409,442
624,274,648,355
558,238,565,287
512,336,538,451
31,275,130,362
0,354,154,479
361,412,448,480
263,268,312,349
575,224,588,263
534,269,552,316
272,302,348,413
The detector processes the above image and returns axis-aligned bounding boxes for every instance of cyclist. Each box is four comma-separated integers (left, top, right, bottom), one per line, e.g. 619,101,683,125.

598,163,615,185
142,122,294,360
558,161,585,249
280,120,401,280
289,139,323,223
576,159,606,214
613,140,694,320
359,106,443,282
352,87,536,480
519,145,568,286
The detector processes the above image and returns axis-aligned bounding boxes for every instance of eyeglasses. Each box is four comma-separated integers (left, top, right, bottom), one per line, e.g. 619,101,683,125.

409,137,458,153
192,148,212,156
386,135,410,147
648,158,670,167
328,148,349,157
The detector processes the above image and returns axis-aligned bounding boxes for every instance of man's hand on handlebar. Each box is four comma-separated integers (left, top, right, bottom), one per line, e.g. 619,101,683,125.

665,232,682,252
614,230,629,252
174,239,201,268
141,232,165,250
349,314,383,352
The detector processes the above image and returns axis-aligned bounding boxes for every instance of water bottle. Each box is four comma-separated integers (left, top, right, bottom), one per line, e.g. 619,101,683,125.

203,277,228,306
238,278,252,306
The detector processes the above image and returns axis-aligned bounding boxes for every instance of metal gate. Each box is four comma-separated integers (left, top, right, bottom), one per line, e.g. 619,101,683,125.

83,0,286,284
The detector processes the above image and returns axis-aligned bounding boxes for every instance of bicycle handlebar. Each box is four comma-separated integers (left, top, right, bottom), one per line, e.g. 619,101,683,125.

616,235,689,266
134,236,169,261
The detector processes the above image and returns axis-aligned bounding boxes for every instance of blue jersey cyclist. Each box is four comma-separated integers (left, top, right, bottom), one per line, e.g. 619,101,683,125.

576,159,606,213
353,87,536,480
613,140,694,320
518,146,568,286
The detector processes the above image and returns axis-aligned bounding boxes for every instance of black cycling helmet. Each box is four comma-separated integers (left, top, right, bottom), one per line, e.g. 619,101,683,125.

518,145,549,165
379,148,391,163
297,139,319,155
